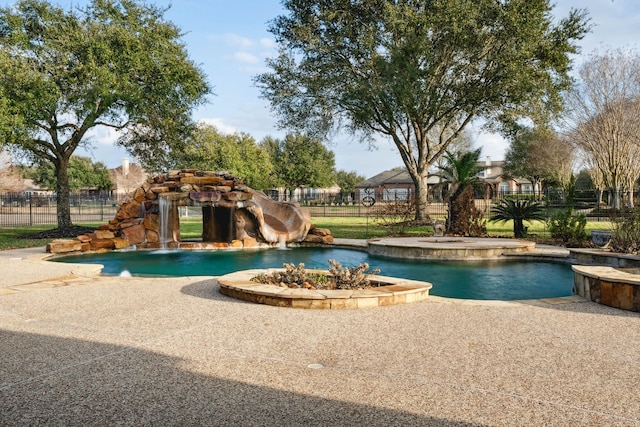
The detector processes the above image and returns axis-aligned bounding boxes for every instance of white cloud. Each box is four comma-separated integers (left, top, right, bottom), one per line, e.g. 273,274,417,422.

222,33,255,49
199,118,238,135
259,37,275,49
233,51,260,64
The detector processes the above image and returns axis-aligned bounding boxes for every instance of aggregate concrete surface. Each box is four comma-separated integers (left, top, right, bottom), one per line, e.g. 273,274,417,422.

1,245,639,426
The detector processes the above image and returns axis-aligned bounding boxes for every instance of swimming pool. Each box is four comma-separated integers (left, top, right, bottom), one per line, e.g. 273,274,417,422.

52,247,574,300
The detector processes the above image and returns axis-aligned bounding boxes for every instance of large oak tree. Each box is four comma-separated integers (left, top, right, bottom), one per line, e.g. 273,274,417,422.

173,124,276,190
261,133,336,200
0,0,210,230
256,0,590,221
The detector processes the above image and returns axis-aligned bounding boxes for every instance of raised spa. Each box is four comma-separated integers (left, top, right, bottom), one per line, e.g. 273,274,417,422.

52,247,573,300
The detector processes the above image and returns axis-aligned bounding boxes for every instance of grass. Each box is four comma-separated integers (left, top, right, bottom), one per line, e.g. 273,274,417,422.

0,217,615,251
0,222,104,251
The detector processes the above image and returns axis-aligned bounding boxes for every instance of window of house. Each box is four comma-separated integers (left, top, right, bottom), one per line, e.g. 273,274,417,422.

499,182,510,194
383,188,408,201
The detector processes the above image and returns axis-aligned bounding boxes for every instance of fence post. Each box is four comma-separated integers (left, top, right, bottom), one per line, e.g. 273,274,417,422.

29,195,33,226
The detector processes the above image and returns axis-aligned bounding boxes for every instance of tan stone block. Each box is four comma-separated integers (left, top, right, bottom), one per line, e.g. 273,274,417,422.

146,230,159,243
112,238,131,249
94,230,115,239
180,176,224,185
150,186,169,193
98,224,112,231
243,237,258,248
304,234,324,243
330,298,358,309
223,191,252,202
137,242,162,250
143,213,160,232
46,239,84,253
77,234,92,243
120,201,142,219
231,240,243,248
321,235,334,244
89,238,116,251
121,224,146,245
291,298,331,309
356,297,380,309
133,187,146,203
80,242,90,252
311,227,332,236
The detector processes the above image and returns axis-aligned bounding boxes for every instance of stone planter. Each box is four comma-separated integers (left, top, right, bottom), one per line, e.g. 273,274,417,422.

217,269,432,309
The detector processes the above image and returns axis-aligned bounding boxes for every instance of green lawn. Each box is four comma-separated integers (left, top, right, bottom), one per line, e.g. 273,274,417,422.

0,217,614,251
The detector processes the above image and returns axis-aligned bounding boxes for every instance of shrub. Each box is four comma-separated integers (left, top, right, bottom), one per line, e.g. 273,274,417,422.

489,198,546,238
328,259,380,289
610,209,640,254
252,263,329,289
252,260,380,290
373,197,418,235
547,209,587,242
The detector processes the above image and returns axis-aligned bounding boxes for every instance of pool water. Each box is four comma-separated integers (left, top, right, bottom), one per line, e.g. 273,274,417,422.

52,247,574,300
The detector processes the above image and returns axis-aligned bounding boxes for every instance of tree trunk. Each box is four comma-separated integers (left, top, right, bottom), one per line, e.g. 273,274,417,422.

415,176,429,222
612,188,621,210
55,159,73,229
514,218,525,238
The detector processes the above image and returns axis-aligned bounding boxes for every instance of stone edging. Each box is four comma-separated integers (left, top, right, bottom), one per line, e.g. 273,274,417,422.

572,265,640,312
218,269,432,309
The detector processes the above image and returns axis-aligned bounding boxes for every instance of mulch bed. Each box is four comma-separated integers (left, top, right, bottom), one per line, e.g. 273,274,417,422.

19,225,97,240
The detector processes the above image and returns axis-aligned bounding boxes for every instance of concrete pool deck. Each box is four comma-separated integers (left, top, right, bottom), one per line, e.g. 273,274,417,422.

1,240,640,425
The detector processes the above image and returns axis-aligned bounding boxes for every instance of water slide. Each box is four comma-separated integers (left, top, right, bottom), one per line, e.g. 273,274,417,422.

246,190,311,243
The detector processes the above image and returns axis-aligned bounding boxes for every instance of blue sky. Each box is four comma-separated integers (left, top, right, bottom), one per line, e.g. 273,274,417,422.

4,0,640,177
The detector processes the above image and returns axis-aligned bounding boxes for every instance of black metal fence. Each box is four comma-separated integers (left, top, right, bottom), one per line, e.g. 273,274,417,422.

0,193,123,227
0,188,632,227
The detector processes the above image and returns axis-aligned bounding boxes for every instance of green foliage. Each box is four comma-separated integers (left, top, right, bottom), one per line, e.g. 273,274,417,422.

438,149,485,235
334,170,365,196
173,125,275,189
256,0,590,220
547,209,587,242
490,199,547,238
261,133,336,195
0,0,210,227
610,209,640,254
24,156,113,191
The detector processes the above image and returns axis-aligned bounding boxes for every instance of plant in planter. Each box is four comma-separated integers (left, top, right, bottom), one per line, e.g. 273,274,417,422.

252,260,380,290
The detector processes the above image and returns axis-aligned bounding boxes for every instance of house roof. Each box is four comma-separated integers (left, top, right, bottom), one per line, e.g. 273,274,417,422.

357,160,534,189
356,169,441,188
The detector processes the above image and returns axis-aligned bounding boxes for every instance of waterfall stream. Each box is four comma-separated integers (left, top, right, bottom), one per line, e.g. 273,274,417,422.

159,196,171,248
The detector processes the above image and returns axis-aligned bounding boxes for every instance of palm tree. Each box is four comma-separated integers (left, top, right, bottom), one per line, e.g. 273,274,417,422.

437,149,483,235
489,199,546,238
